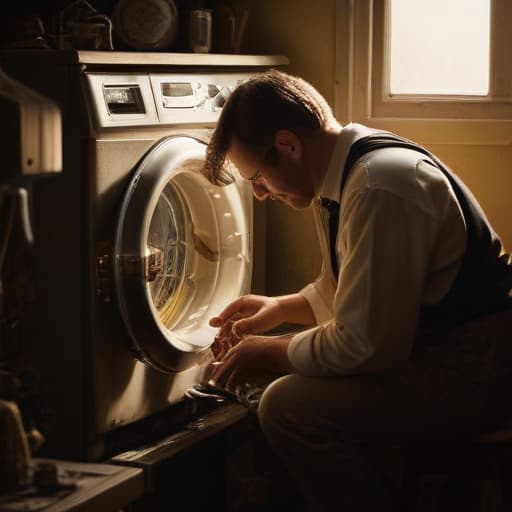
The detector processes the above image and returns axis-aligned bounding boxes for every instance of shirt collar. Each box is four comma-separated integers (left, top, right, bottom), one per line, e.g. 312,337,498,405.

319,123,376,203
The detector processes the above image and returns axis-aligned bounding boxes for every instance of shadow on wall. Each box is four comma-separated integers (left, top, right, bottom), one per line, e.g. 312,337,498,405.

265,200,321,297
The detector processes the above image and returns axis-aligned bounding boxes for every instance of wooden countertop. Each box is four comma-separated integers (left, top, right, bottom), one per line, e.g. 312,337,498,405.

0,459,145,512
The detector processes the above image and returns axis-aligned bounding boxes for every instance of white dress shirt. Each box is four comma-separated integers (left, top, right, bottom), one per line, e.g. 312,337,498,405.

288,123,468,376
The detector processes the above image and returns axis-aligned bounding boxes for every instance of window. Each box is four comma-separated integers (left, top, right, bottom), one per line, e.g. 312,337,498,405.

336,0,512,144
389,0,490,96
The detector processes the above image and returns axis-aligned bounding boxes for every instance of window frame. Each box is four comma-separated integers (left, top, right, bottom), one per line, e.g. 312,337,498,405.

335,0,512,145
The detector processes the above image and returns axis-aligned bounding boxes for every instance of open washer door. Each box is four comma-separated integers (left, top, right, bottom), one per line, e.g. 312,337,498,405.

114,136,252,373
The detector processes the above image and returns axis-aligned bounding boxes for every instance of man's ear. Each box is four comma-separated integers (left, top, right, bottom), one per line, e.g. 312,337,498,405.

273,130,302,161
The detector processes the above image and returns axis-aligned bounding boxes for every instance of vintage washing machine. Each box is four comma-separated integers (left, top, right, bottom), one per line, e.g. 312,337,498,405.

0,50,287,461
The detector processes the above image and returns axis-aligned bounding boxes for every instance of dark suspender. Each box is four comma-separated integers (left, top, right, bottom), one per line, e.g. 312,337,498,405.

323,133,512,332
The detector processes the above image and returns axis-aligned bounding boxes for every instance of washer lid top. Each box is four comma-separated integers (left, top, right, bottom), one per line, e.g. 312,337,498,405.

114,136,252,373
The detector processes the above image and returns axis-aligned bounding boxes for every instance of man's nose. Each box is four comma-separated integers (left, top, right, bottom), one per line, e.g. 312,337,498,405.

252,181,271,201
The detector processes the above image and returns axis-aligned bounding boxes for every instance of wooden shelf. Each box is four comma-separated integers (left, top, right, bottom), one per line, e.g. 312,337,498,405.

1,49,289,69
0,459,145,512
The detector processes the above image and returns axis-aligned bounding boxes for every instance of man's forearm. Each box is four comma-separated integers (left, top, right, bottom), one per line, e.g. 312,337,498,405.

276,293,316,326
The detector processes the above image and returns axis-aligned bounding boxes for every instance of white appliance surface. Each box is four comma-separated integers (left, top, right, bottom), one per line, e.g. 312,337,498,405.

0,50,286,460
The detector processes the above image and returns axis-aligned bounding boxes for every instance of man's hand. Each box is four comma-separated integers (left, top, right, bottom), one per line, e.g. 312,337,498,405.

208,335,294,391
209,294,285,338
209,293,316,339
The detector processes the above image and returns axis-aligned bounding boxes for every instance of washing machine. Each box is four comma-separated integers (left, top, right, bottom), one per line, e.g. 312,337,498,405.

0,50,287,461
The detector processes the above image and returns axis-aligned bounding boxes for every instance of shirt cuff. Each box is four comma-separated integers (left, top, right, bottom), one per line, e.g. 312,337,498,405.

288,325,327,376
298,282,333,325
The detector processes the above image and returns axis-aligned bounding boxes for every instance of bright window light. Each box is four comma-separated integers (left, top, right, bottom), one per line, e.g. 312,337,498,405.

389,0,490,95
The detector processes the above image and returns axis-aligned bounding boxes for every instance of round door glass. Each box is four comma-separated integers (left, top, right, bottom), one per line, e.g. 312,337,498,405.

146,182,190,328
114,136,252,372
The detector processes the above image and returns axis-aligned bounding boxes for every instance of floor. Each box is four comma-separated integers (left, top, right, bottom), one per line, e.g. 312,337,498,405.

125,416,507,512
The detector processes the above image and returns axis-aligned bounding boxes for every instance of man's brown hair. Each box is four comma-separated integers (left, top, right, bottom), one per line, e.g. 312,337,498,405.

203,69,334,186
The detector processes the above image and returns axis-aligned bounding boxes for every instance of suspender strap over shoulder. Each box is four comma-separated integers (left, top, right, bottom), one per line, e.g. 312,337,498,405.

326,133,512,332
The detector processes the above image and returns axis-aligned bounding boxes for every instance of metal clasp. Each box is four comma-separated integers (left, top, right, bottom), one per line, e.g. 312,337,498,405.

118,246,163,283
95,253,112,303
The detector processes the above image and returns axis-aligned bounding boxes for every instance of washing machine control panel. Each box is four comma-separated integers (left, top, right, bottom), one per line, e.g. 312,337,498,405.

103,84,146,115
86,72,250,128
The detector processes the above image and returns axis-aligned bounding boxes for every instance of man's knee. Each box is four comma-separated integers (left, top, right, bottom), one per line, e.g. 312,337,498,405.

258,374,300,440
259,375,289,423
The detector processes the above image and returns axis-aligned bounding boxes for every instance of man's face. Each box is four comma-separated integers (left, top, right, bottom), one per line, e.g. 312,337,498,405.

227,135,315,210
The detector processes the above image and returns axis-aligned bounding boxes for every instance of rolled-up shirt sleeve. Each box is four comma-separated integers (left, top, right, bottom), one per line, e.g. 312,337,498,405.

298,278,334,325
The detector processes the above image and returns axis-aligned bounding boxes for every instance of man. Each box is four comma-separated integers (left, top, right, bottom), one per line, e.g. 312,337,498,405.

202,70,512,511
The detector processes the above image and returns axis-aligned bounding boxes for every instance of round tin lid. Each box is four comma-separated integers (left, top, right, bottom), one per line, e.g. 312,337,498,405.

112,0,179,50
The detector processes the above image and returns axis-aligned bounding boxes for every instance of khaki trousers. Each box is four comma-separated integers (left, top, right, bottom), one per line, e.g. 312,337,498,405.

258,308,512,512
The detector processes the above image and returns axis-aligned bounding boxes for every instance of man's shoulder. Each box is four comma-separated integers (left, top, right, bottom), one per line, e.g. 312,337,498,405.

344,147,453,211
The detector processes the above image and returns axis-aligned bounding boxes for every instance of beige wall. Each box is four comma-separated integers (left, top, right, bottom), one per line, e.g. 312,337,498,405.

244,0,337,295
429,144,512,252
243,1,512,296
